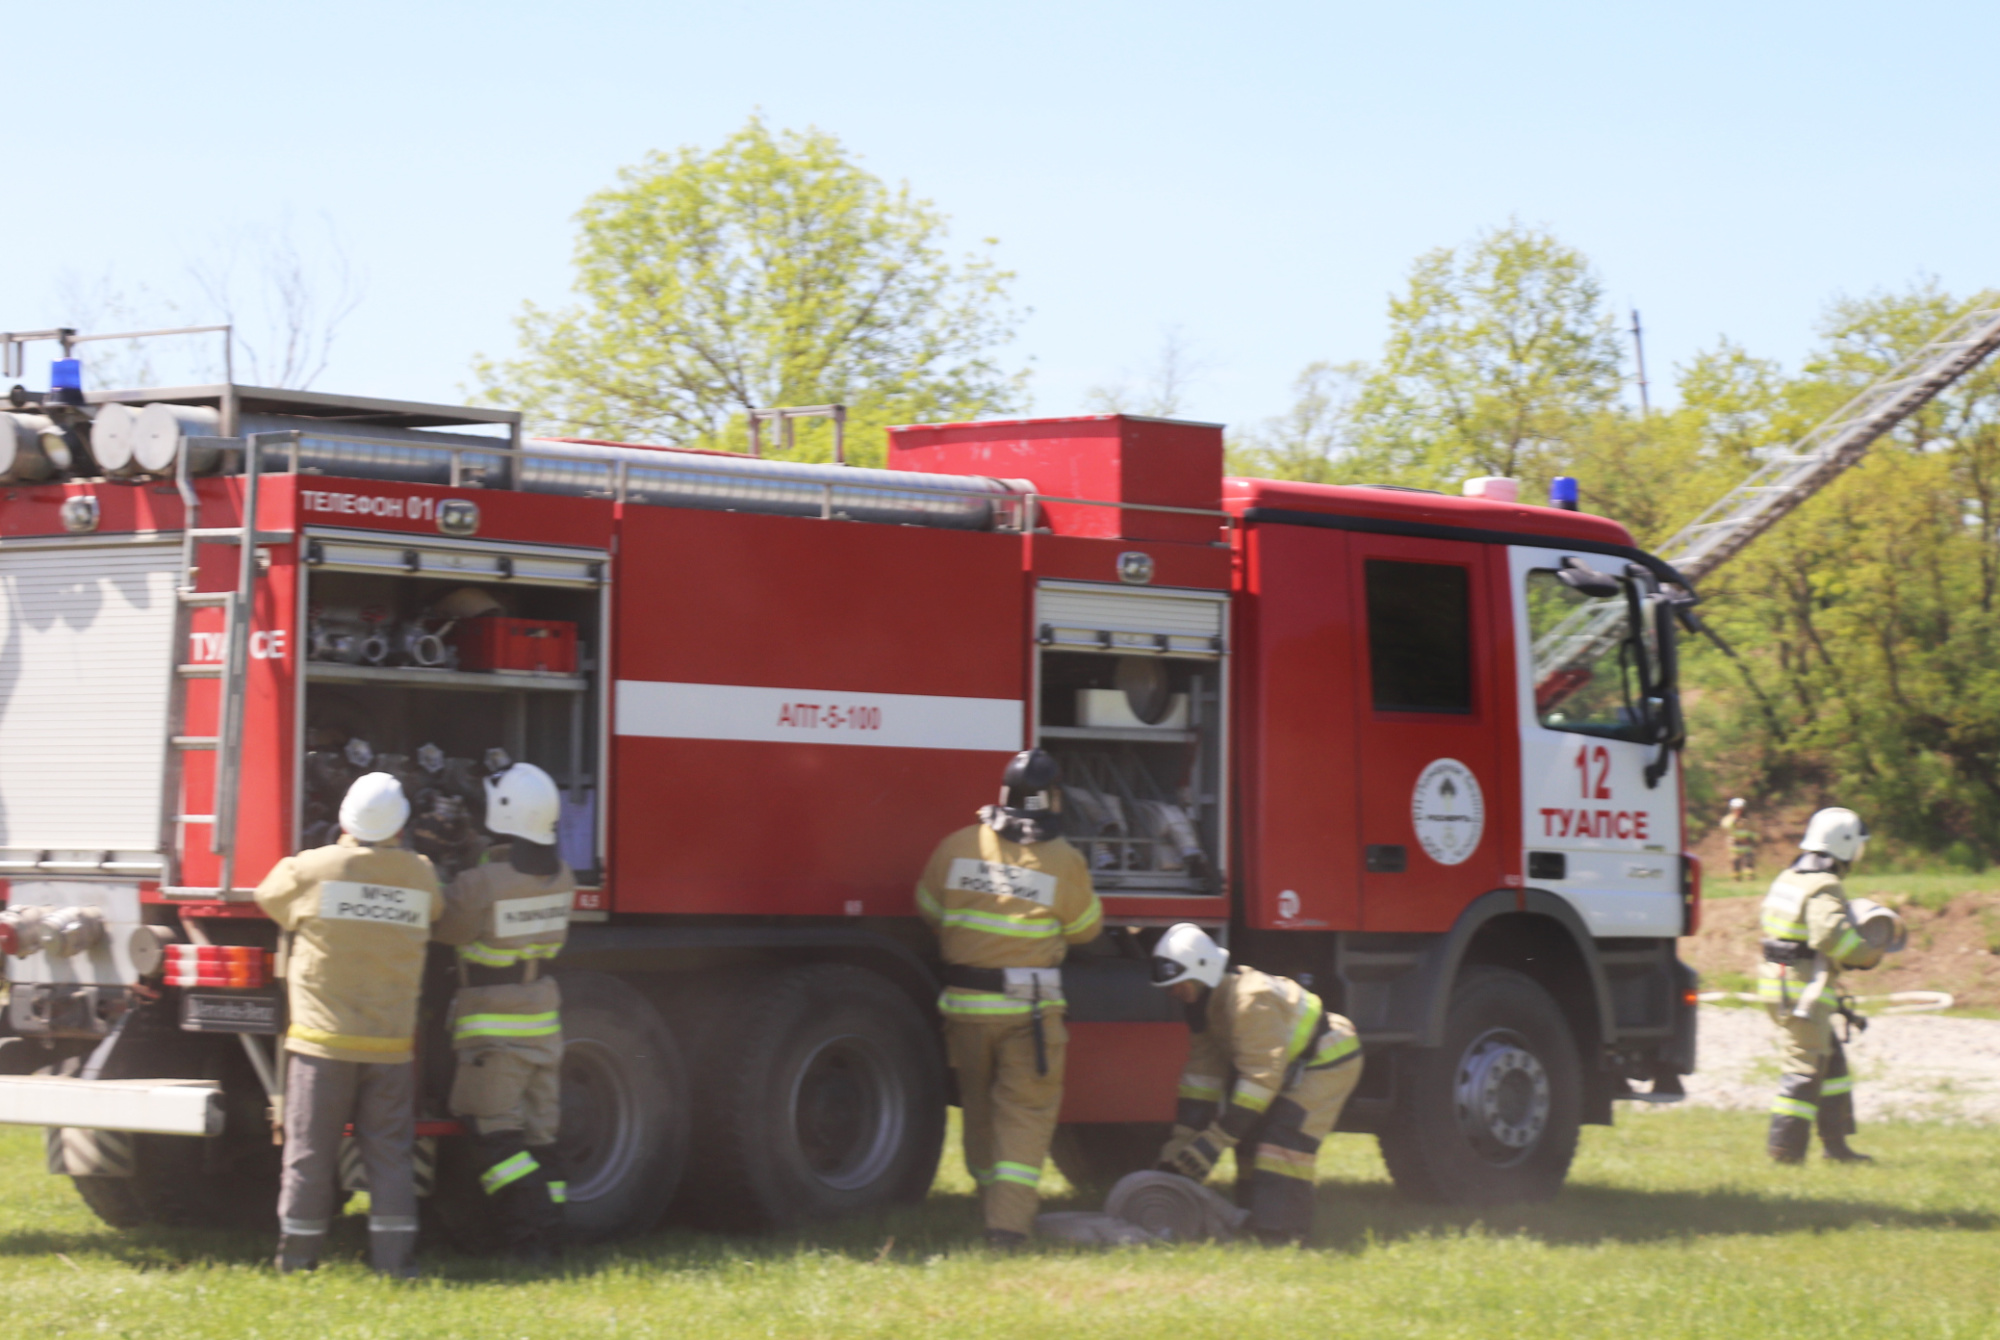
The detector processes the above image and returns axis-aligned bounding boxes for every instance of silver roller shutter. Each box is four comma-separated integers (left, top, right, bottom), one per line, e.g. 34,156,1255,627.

0,541,178,859
1036,581,1227,658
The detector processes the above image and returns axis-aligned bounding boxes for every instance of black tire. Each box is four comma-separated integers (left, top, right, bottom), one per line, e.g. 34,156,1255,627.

1378,967,1582,1205
554,971,692,1242
435,971,690,1247
679,964,946,1231
1050,1122,1173,1191
55,1034,280,1232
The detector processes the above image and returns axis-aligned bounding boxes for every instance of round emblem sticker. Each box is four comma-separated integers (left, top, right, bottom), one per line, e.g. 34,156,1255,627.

1410,758,1485,866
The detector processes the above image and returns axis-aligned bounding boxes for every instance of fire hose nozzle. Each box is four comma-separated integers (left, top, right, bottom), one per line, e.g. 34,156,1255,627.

40,906,106,958
0,906,48,958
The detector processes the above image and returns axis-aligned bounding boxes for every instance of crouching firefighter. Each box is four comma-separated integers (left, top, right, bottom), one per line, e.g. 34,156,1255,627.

255,773,444,1277
432,762,576,1260
1759,807,1906,1164
1150,924,1363,1244
916,749,1103,1248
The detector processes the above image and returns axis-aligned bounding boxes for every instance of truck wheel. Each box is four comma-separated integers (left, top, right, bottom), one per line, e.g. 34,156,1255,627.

434,971,690,1247
554,971,690,1242
1378,967,1581,1205
687,964,946,1230
1050,1122,1173,1191
54,1036,279,1232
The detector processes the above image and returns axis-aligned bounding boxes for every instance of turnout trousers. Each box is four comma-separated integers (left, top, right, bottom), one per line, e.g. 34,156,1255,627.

449,1008,566,1257
1765,1006,1857,1158
945,1011,1067,1236
277,1054,418,1271
1230,1055,1364,1242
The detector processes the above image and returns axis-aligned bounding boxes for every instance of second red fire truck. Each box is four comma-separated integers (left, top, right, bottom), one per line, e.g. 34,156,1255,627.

0,371,1697,1237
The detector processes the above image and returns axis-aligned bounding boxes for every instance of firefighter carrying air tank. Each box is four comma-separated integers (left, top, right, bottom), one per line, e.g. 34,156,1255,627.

1758,807,1907,1164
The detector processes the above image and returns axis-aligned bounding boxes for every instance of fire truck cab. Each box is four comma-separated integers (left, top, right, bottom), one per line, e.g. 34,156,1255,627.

0,380,1696,1237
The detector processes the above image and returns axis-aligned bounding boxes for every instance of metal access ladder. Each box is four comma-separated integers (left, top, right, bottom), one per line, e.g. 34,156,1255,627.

157,433,275,897
1533,294,2000,679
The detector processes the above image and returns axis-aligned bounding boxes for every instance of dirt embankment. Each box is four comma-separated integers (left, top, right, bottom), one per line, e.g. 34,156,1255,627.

1683,889,2000,1011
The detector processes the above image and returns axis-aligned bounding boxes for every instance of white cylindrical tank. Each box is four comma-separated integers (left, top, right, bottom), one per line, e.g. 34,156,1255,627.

133,403,227,477
89,403,142,477
0,413,69,483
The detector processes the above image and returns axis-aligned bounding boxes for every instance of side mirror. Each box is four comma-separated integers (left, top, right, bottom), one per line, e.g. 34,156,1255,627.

1555,556,1621,598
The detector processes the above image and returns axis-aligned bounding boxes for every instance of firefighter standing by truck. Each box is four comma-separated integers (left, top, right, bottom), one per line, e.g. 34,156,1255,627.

253,772,444,1277
1759,807,1907,1164
1149,922,1362,1243
916,749,1102,1248
432,761,576,1261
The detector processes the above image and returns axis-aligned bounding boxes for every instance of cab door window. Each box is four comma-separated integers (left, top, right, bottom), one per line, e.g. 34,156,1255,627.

1364,560,1472,714
1526,569,1657,741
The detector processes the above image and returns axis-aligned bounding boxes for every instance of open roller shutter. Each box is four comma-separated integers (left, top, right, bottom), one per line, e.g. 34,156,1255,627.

0,542,179,864
1036,581,1227,658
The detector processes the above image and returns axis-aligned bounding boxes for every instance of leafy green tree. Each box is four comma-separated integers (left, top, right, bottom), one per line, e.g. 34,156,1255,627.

1224,361,1364,482
1682,285,2000,859
1345,222,1628,490
474,117,1022,465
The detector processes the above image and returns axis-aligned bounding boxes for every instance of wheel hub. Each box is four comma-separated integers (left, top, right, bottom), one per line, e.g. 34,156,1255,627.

1453,1029,1550,1165
559,1037,641,1203
789,1034,905,1192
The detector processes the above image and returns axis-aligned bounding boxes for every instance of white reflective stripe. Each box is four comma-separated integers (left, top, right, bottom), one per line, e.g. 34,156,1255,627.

368,1215,419,1233
1232,1079,1277,1110
281,1217,329,1235
318,880,431,931
615,680,1022,752
945,858,1058,907
492,890,571,938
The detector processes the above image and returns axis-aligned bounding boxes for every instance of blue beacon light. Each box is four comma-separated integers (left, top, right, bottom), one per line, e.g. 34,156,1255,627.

1550,476,1579,511
50,358,84,406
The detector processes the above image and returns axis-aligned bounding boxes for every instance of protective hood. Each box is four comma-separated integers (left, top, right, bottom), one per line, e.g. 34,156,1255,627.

979,804,1059,846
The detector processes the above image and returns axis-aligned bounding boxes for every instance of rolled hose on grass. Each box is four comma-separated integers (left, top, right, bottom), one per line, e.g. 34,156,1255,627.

1103,1171,1250,1242
1696,989,1954,1014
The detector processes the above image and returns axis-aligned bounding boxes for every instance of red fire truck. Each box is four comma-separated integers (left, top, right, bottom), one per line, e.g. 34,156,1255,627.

0,373,1697,1238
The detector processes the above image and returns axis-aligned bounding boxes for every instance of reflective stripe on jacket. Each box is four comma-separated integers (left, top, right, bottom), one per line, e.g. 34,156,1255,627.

254,835,443,1063
434,851,575,1059
1180,967,1356,1126
915,822,1101,1018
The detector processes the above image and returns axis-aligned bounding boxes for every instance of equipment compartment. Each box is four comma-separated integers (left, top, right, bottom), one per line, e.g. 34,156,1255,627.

297,556,605,885
1033,581,1228,897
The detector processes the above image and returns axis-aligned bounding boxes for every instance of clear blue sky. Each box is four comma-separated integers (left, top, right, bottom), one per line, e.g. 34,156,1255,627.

6,0,1994,438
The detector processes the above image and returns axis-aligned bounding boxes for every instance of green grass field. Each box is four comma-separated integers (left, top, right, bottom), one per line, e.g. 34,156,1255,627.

3,1108,1994,1338
1703,869,2000,905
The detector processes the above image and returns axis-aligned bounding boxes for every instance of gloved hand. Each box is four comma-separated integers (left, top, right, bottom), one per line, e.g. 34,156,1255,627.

1156,1124,1201,1169
1157,1125,1231,1181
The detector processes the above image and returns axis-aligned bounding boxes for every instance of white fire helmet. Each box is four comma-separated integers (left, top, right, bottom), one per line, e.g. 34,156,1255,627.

340,772,410,843
484,762,561,846
1846,897,1908,955
1150,922,1229,990
1799,807,1869,864
1729,797,1746,810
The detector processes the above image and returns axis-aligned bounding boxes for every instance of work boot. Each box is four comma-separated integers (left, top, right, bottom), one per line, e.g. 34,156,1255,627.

984,1228,1028,1250
1822,1134,1874,1164
274,1234,321,1274
369,1230,421,1280
1766,1114,1811,1165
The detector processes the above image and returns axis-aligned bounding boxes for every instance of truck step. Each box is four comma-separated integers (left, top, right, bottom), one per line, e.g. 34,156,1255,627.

0,1076,223,1137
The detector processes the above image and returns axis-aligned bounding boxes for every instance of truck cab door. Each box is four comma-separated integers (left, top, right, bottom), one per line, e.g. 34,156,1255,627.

1351,535,1510,931
1510,545,1682,936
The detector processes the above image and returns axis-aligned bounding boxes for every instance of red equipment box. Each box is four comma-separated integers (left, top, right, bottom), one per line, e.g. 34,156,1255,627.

453,617,579,675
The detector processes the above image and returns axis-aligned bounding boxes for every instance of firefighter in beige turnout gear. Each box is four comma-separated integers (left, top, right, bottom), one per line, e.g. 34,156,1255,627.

255,772,443,1277
1759,807,1904,1164
916,750,1102,1247
432,762,575,1260
1150,923,1362,1243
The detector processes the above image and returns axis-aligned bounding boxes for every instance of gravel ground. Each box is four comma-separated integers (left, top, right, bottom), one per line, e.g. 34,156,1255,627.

1670,1004,2000,1123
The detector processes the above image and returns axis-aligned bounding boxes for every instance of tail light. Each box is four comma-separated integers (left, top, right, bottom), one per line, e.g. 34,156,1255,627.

164,944,273,988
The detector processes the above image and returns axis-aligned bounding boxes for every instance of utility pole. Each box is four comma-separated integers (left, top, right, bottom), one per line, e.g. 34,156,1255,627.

1630,308,1651,416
